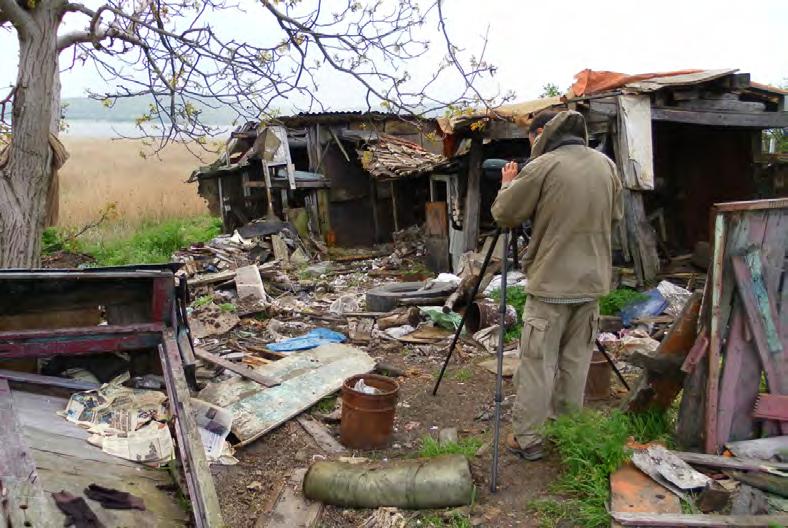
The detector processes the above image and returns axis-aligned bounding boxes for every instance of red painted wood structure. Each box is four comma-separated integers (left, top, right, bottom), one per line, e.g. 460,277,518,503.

678,198,787,453
0,268,223,527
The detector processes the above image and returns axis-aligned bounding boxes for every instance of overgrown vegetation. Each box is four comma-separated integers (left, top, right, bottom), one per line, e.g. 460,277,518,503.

599,288,649,317
529,409,675,528
451,368,473,382
418,436,483,459
312,396,337,415
44,216,221,266
490,285,527,341
413,512,472,528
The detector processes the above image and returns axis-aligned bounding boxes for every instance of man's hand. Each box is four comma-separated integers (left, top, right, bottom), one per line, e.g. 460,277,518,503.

501,161,519,185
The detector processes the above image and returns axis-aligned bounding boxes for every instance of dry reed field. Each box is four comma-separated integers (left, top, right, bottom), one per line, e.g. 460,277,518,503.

58,138,214,242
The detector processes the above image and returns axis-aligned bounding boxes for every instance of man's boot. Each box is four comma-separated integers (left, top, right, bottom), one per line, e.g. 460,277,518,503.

506,433,544,461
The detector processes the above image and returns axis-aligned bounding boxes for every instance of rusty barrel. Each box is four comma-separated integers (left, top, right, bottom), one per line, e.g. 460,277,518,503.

585,350,612,400
465,300,517,334
340,374,399,450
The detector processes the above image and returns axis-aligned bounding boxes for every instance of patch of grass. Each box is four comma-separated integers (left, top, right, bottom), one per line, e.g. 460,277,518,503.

192,295,213,309
413,512,472,528
599,288,648,317
490,285,527,341
312,396,337,414
418,435,483,459
218,302,236,313
527,499,569,528
80,216,221,266
451,368,473,382
532,409,675,528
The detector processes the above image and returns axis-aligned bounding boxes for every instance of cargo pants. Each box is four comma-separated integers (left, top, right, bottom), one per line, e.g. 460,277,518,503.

512,296,599,448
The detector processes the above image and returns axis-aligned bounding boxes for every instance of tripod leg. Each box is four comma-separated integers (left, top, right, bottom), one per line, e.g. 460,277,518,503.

595,338,630,391
432,229,501,396
490,229,509,493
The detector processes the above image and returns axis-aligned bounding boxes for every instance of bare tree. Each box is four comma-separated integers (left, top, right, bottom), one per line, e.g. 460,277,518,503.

0,0,504,267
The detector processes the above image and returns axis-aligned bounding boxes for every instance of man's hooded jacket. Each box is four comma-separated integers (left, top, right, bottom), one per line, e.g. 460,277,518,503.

492,110,623,299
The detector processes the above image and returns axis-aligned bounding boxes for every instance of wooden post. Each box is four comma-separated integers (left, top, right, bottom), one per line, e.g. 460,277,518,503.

369,178,380,243
391,181,399,232
462,137,483,253
623,189,660,285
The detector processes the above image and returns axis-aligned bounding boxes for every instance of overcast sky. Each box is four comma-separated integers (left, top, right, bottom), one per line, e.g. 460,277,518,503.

0,0,786,106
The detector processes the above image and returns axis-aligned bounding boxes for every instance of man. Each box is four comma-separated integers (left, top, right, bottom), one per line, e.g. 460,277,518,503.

491,109,622,460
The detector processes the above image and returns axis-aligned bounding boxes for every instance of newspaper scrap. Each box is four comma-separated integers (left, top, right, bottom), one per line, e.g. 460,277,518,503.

60,373,173,464
60,373,168,433
192,398,238,465
88,421,175,464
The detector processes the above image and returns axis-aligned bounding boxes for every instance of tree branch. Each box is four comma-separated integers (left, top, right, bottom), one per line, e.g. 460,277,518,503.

0,0,34,36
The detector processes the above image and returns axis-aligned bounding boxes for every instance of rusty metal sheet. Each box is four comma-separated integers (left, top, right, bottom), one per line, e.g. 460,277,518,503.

610,462,682,522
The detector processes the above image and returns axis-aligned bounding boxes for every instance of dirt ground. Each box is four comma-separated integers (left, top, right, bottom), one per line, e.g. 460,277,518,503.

211,336,626,528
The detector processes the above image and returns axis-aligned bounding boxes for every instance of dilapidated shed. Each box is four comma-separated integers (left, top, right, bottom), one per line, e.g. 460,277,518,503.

437,68,788,283
190,111,444,248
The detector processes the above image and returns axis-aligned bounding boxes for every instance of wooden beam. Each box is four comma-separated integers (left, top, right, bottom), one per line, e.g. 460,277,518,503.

0,369,99,391
461,137,483,252
612,512,788,527
159,333,224,528
0,379,61,526
194,347,280,388
673,451,788,473
705,212,726,454
622,190,659,285
188,269,237,288
676,99,766,113
651,107,788,128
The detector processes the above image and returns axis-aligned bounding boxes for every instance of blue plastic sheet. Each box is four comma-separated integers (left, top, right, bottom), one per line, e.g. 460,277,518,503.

620,289,668,327
267,328,347,352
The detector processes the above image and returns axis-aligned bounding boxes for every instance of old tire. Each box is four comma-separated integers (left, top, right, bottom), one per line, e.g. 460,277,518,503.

365,281,456,312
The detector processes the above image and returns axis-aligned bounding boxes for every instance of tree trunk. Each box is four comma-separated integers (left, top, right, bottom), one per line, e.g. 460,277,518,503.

0,2,62,267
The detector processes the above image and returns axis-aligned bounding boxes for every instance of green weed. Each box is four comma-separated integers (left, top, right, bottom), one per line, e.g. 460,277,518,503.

490,285,527,341
312,396,337,414
412,512,472,528
532,409,675,528
218,303,236,313
418,436,483,459
527,499,569,528
79,216,221,266
451,368,473,382
599,288,648,317
192,295,213,309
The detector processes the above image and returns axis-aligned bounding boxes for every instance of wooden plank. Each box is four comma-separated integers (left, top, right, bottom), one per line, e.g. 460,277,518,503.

425,201,449,236
651,107,788,128
674,99,766,113
194,347,280,388
198,344,375,446
726,436,788,460
160,333,224,528
256,468,322,528
713,198,788,213
297,416,345,454
188,269,237,287
0,323,165,359
717,307,762,444
0,380,61,527
623,189,659,285
0,369,99,391
673,451,788,472
612,512,788,527
753,394,788,422
705,212,726,454
732,253,784,394
461,137,483,252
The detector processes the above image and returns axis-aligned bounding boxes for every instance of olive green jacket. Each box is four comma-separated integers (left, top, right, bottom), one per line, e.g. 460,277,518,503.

491,110,623,299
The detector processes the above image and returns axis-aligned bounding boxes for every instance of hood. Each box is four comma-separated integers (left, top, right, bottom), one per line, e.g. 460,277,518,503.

530,110,588,159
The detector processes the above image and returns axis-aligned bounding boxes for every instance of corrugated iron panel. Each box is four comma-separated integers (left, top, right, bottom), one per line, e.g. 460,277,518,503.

624,69,738,92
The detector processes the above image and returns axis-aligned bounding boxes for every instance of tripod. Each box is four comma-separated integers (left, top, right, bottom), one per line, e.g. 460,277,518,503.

431,227,631,492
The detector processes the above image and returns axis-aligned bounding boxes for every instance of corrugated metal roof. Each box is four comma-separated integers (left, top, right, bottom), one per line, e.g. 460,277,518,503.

623,69,738,92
